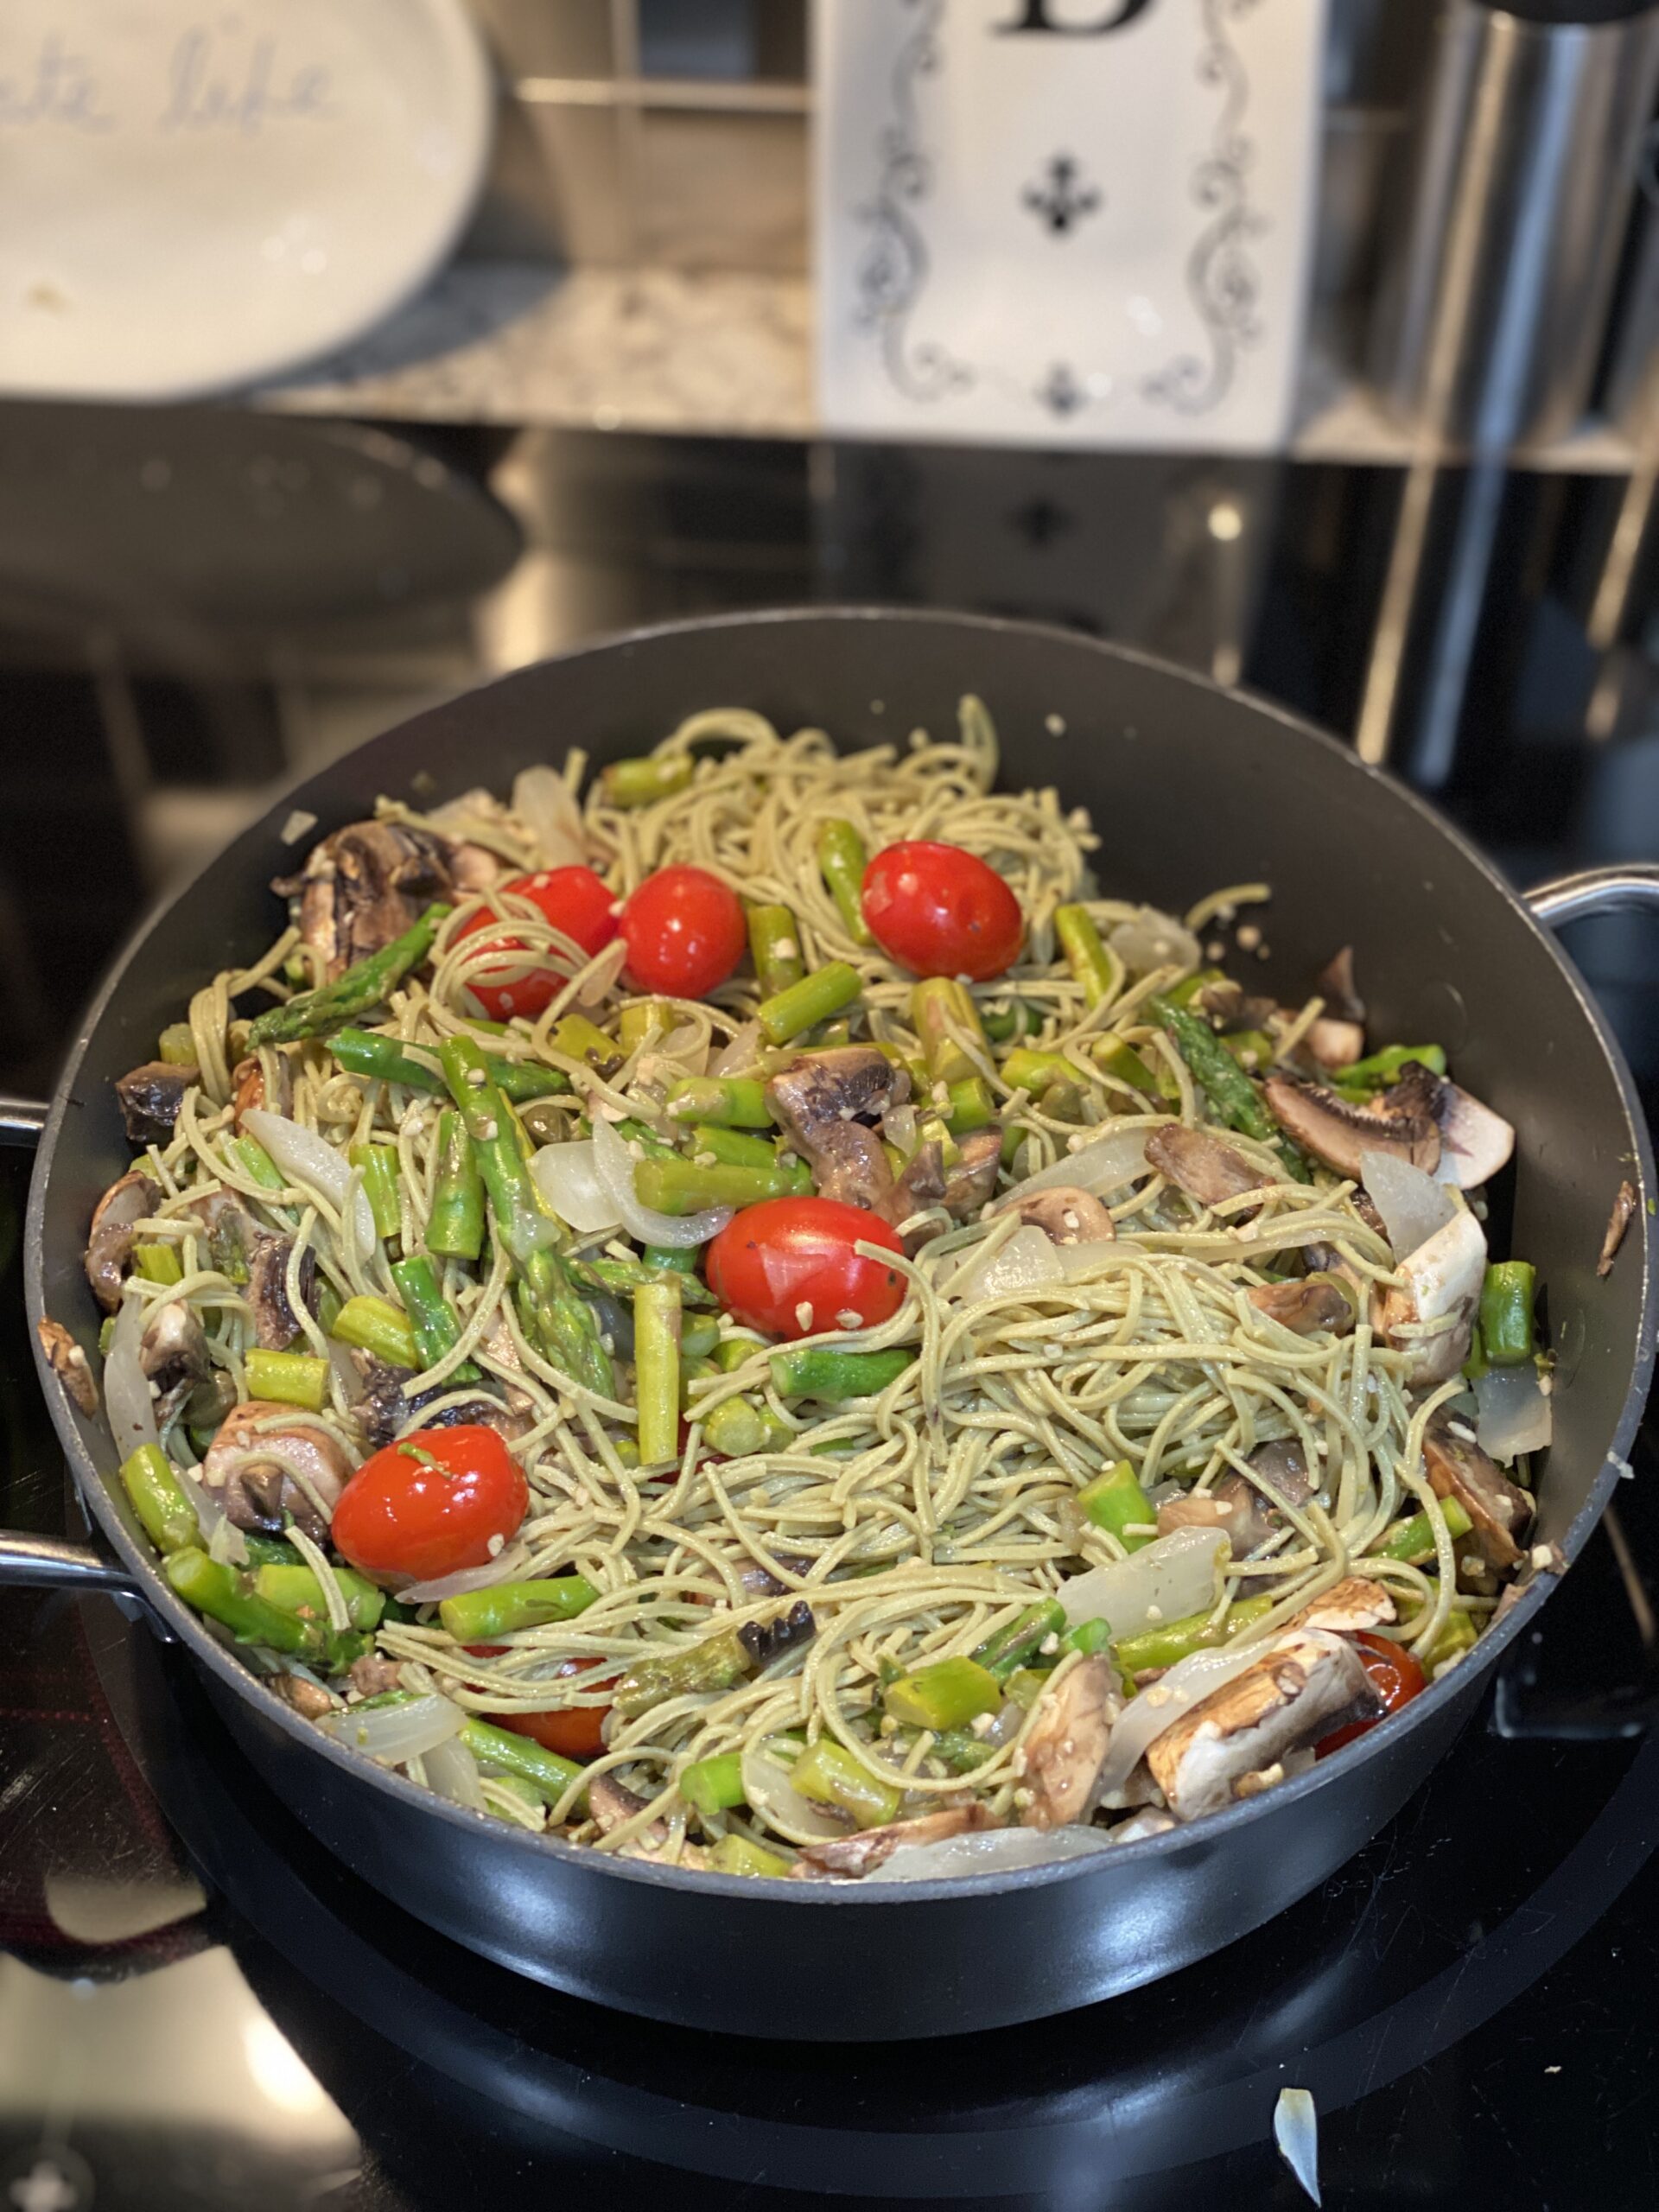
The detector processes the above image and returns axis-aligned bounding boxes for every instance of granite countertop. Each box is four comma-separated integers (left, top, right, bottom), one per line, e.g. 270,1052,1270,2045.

259,258,1634,471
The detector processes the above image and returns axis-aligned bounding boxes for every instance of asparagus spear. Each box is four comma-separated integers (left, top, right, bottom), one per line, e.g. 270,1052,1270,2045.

248,906,452,1046
634,1278,683,1465
601,755,694,809
635,1157,804,1215
330,1294,419,1370
1077,1460,1157,1551
769,1346,915,1402
350,1143,402,1241
817,820,874,947
390,1255,481,1382
439,1576,601,1641
612,1602,815,1719
665,1076,774,1128
747,904,806,997
245,1348,328,1411
757,963,861,1048
428,1107,486,1262
332,1027,571,1104
1052,905,1122,1007
120,1444,200,1554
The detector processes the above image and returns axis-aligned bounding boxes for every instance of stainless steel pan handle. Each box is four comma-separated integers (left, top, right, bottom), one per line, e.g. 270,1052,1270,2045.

1525,863,1659,928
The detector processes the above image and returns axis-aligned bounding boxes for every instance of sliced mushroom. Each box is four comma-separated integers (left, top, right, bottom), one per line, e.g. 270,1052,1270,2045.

85,1167,160,1312
737,1599,816,1672
1144,1123,1274,1210
201,1401,354,1543
1291,1575,1396,1634
1374,1205,1486,1387
277,819,456,979
588,1774,664,1839
1263,1074,1440,1181
791,1802,995,1878
1008,1184,1116,1247
1599,1179,1639,1278
1198,980,1279,1033
1422,1410,1531,1571
139,1300,213,1431
231,1051,295,1130
115,1062,198,1148
1156,1470,1282,1557
36,1317,98,1415
245,1234,317,1351
1247,1275,1356,1338
765,1048,906,1218
1108,1805,1177,1844
1145,1628,1383,1821
348,1654,404,1700
1314,946,1364,1026
1247,1437,1315,1511
1427,1078,1515,1190
274,1674,337,1720
347,1350,531,1450
1304,1017,1365,1071
940,1126,1002,1221
1020,1656,1124,1830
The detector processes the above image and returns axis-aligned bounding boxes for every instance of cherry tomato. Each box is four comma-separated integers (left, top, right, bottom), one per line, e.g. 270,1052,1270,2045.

332,1424,528,1585
705,1196,906,1340
500,1659,612,1759
861,840,1024,982
1315,1630,1427,1757
618,865,747,998
456,866,620,1020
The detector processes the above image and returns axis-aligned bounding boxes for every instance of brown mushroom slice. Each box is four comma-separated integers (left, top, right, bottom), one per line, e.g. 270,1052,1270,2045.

1144,1123,1274,1211
1314,946,1364,1026
115,1062,198,1148
1599,1179,1639,1278
201,1402,353,1542
278,819,457,979
791,1802,995,1878
1247,1275,1356,1338
139,1300,214,1431
1291,1576,1396,1634
1156,1469,1282,1557
1145,1628,1382,1821
1304,1017,1366,1071
1020,1656,1124,1831
245,1233,317,1351
36,1318,98,1414
1263,1074,1440,1181
274,1674,337,1720
1247,1437,1315,1511
588,1774,665,1840
1429,1080,1515,1190
231,1051,295,1131
939,1126,1002,1221
1007,1185,1116,1247
85,1167,160,1312
766,1048,906,1218
1374,1205,1487,1388
349,1654,404,1700
1422,1410,1531,1571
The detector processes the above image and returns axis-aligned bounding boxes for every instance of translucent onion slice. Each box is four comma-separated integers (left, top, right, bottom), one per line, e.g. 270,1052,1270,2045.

740,1738,851,1846
1474,1365,1554,1463
1058,1238,1121,1282
320,1693,466,1765
531,1139,622,1235
947,1224,1064,1305
1012,1122,1151,1202
399,1541,534,1605
242,1109,377,1252
1092,1635,1274,1802
423,1733,487,1812
1359,1148,1456,1262
863,1824,1117,1883
1274,2088,1321,2206
104,1294,160,1460
512,764,588,869
590,1113,731,1249
1108,906,1202,976
1056,1524,1229,1635
709,1018,763,1077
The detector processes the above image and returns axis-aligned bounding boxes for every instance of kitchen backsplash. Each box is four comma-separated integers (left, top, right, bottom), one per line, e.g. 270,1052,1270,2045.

457,0,1432,354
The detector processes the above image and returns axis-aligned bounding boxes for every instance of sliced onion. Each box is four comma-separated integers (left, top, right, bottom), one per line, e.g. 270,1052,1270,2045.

658,1023,709,1079
740,1738,852,1846
573,937,629,1009
399,1541,533,1605
1093,1633,1278,1802
512,764,588,869
1058,1238,1120,1281
328,1340,366,1403
423,1733,487,1811
1359,1148,1457,1261
863,1823,1117,1883
947,1224,1064,1305
243,1109,377,1252
1011,1122,1151,1202
710,1019,763,1077
104,1294,160,1459
881,1103,918,1156
1057,1525,1229,1634
1474,1365,1554,1463
591,1113,731,1249
1274,2088,1321,2207
531,1139,622,1235
1108,906,1201,976
320,1693,466,1765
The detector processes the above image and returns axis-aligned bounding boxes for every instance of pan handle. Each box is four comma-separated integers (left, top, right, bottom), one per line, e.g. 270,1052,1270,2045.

1525,863,1659,928
0,1529,146,1597
0,1093,48,1147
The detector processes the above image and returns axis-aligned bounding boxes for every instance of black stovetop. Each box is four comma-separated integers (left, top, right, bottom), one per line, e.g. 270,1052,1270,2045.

2,415,1658,2210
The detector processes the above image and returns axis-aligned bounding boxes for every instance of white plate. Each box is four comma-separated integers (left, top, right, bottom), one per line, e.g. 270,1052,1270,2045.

0,0,493,401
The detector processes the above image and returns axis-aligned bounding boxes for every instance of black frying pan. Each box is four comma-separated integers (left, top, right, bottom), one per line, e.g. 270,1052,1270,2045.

3,609,1655,2041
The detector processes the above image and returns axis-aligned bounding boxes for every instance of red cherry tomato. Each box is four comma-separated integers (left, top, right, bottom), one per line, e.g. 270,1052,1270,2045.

618,865,747,998
1315,1631,1427,1757
705,1196,906,1341
861,840,1024,982
500,1659,612,1759
332,1425,528,1585
457,867,619,1020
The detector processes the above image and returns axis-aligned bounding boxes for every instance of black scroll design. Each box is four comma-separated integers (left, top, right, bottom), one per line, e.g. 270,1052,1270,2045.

852,0,974,403
1143,0,1265,416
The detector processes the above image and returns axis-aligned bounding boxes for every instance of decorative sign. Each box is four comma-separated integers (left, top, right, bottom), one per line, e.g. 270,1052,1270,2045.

0,1,493,400
815,0,1326,450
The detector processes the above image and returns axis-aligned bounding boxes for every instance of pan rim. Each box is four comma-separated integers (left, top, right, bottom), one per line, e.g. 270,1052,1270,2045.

26,604,1658,1909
